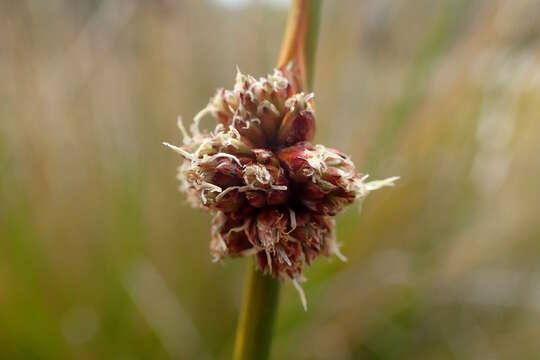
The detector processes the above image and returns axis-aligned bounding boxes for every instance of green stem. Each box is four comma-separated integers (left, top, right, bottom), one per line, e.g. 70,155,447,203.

233,261,280,360
232,1,321,359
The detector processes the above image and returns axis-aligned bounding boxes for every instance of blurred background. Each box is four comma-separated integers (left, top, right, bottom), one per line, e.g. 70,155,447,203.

2,0,540,358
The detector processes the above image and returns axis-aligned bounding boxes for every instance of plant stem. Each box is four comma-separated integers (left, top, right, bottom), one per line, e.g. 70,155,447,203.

277,0,322,91
233,260,280,360
232,1,321,359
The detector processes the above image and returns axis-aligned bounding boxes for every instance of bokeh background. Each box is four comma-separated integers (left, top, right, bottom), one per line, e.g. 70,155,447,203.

2,0,540,359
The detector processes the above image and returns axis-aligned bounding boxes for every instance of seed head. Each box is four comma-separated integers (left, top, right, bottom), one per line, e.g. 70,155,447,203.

164,66,398,308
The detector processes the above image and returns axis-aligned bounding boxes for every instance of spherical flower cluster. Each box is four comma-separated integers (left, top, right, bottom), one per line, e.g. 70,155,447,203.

164,67,397,305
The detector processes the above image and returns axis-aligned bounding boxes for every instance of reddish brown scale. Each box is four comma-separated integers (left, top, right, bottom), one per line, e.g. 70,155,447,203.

277,111,316,146
239,92,258,115
207,169,241,188
277,142,314,183
211,214,251,257
266,189,288,206
256,240,304,278
227,205,257,222
245,191,266,208
226,233,252,256
258,103,281,138
255,208,287,250
216,158,243,177
214,190,244,213
301,181,328,200
235,119,267,148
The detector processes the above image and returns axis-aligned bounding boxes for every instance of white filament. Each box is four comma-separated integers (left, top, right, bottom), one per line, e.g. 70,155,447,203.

292,279,308,311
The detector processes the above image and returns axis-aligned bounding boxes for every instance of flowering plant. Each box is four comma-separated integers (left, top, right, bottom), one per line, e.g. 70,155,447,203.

164,64,398,308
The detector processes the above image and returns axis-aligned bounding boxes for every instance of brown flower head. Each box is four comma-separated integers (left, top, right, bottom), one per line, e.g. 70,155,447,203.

164,66,398,308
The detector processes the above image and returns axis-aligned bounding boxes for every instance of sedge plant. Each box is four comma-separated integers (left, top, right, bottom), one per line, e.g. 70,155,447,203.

164,1,398,359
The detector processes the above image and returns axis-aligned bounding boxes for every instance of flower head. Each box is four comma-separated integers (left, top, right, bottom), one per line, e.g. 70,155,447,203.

164,66,398,308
